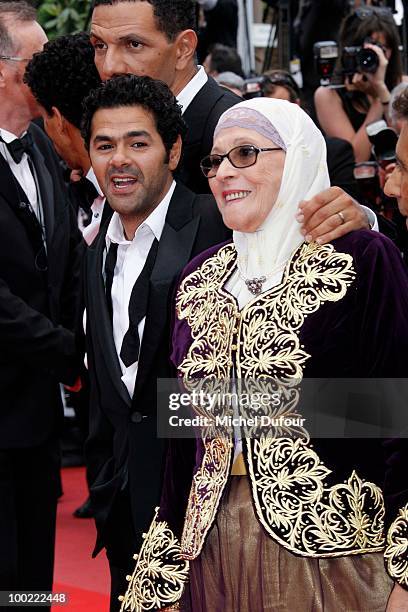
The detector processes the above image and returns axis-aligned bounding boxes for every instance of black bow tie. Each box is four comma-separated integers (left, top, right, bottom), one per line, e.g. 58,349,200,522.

1,132,34,164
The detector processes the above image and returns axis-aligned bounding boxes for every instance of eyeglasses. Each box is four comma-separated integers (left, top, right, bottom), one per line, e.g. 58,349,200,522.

200,144,282,178
355,7,394,21
0,55,30,62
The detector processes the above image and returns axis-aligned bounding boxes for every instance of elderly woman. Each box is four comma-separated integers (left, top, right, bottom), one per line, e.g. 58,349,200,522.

120,99,408,612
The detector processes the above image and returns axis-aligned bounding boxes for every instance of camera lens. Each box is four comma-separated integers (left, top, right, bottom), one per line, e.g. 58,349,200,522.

357,48,379,73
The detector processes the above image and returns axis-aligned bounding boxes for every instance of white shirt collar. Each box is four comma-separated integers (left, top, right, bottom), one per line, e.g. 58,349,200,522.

86,167,104,197
106,180,176,247
0,127,25,142
176,66,208,114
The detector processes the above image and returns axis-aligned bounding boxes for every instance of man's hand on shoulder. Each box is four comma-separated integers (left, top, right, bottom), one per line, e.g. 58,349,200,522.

296,186,370,245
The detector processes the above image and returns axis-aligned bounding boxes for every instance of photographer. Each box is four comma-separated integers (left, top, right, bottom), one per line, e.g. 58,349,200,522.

315,7,407,163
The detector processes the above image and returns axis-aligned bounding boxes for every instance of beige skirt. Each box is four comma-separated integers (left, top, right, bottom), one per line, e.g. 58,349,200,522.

183,476,393,612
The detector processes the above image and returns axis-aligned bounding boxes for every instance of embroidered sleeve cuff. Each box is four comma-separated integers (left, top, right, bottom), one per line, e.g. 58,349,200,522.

119,507,189,611
385,504,408,589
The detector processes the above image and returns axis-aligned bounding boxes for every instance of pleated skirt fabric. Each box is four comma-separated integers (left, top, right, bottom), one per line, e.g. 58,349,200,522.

184,476,393,612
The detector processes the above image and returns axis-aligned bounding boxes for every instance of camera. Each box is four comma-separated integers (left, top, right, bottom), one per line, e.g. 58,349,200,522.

366,119,398,167
353,121,398,213
341,46,379,76
314,38,383,87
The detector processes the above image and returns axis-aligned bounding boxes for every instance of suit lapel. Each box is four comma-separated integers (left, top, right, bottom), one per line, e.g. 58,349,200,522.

88,230,131,408
133,183,200,400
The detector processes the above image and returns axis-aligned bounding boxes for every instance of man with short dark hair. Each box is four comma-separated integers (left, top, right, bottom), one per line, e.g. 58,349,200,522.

24,32,100,177
90,0,240,194
24,32,105,243
0,1,82,600
81,74,230,610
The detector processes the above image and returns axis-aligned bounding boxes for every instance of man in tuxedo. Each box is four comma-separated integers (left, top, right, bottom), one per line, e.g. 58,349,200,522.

24,32,105,245
0,1,82,598
90,0,240,195
24,33,105,523
81,74,230,610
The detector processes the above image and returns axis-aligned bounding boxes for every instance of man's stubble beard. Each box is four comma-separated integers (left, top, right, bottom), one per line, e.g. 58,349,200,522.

110,164,171,228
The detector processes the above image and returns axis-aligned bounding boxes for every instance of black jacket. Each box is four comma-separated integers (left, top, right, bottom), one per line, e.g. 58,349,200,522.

0,122,83,448
177,75,240,194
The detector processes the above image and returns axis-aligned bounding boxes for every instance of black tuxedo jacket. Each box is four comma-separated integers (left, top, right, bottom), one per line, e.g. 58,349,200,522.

0,122,83,449
84,182,231,553
178,75,240,194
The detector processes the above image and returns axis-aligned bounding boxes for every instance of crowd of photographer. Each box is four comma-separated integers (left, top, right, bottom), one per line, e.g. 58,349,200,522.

202,2,408,259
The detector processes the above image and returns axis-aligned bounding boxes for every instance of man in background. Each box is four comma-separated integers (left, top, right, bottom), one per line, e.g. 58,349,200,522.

90,0,239,194
0,1,82,599
24,32,105,245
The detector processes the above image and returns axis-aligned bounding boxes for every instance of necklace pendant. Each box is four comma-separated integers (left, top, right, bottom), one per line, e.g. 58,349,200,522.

245,276,266,296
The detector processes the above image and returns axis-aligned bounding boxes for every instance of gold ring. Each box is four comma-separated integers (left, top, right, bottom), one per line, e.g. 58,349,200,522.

337,211,346,224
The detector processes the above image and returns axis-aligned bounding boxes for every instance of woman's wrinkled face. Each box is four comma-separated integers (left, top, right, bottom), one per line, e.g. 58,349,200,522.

209,127,286,232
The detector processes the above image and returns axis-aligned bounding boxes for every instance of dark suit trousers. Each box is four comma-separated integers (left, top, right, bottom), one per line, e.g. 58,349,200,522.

103,488,139,612
0,440,60,611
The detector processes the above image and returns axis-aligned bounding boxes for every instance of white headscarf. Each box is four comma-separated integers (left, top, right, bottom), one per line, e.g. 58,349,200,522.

214,98,330,308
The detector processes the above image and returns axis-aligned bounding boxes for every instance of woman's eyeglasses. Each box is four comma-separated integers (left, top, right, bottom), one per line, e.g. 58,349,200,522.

200,144,282,178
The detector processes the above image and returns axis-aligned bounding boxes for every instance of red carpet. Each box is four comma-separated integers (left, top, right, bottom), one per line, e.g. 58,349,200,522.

52,467,110,611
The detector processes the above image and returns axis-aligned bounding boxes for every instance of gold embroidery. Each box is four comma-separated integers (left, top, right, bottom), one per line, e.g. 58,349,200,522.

119,507,189,611
177,245,237,379
177,241,369,559
246,438,384,556
385,504,408,586
181,437,233,559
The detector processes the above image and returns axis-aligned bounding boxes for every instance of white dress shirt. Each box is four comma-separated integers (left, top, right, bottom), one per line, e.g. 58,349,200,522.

0,127,40,220
82,167,106,245
105,180,176,398
176,66,208,114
